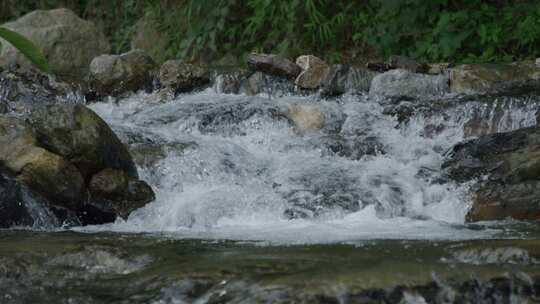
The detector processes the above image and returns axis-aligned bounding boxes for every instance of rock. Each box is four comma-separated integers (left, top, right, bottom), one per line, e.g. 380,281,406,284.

536,58,540,67
320,65,377,96
287,104,325,132
244,71,295,97
246,53,301,79
89,49,156,97
0,8,110,81
449,62,540,94
29,104,138,180
17,149,85,210
0,67,83,112
443,126,540,221
130,17,169,64
85,168,154,222
213,70,247,94
159,60,209,93
369,69,449,98
0,116,85,210
294,55,329,89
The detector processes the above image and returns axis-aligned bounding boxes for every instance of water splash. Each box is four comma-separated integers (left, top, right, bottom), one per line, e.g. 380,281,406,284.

85,90,538,243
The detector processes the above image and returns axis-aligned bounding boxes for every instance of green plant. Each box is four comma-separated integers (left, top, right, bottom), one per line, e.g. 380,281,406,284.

0,27,49,72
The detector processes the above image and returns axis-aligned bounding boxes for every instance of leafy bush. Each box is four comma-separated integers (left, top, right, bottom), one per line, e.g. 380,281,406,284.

2,0,540,64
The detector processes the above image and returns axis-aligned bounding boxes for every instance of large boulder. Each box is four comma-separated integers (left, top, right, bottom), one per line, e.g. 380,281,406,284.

0,107,154,226
449,62,540,95
29,104,138,180
0,8,110,81
89,49,156,97
369,69,449,98
444,126,540,221
246,53,301,79
294,55,329,89
159,60,209,94
0,116,85,210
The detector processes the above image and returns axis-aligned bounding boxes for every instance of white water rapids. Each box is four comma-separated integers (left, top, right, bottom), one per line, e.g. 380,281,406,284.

83,89,538,244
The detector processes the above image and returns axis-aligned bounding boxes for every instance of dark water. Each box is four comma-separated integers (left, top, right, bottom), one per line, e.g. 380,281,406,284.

1,227,540,303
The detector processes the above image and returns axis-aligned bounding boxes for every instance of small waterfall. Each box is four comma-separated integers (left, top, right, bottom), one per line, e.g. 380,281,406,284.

87,89,539,243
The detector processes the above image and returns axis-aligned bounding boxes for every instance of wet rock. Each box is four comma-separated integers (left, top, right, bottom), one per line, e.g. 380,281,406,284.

320,64,376,96
213,70,248,94
89,49,156,97
159,60,209,94
449,61,540,95
536,58,540,67
86,168,154,222
0,173,35,228
287,104,325,132
444,126,540,221
369,69,449,98
0,67,84,112
17,149,85,210
0,116,84,209
29,104,138,180
246,53,301,79
244,72,295,97
131,17,169,64
294,55,329,89
0,8,110,81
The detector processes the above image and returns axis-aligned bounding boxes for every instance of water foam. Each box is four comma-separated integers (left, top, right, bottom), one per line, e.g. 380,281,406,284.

84,91,537,244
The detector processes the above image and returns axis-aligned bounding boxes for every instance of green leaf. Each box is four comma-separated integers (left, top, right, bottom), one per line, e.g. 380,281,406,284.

0,27,50,73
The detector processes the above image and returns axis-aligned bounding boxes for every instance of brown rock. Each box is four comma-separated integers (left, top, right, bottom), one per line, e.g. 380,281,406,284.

246,53,301,79
294,55,329,89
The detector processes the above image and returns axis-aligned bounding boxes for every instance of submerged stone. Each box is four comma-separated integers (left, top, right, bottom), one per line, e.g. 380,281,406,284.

321,64,376,96
370,69,449,98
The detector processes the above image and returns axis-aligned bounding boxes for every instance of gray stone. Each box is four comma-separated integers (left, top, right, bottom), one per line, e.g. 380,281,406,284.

159,60,209,93
89,49,156,97
0,8,110,81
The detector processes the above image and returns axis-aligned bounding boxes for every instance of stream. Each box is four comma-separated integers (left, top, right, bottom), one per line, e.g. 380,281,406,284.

2,86,540,303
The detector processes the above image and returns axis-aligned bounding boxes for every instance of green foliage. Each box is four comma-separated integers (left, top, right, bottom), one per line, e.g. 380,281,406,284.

2,0,540,64
0,26,49,72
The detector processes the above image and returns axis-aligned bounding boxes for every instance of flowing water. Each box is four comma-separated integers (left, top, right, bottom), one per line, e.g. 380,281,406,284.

3,85,540,303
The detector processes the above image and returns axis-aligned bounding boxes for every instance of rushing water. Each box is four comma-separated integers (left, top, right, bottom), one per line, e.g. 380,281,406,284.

80,89,538,244
3,84,540,303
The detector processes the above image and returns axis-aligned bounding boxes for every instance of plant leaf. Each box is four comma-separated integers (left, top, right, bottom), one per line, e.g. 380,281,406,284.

0,27,50,73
